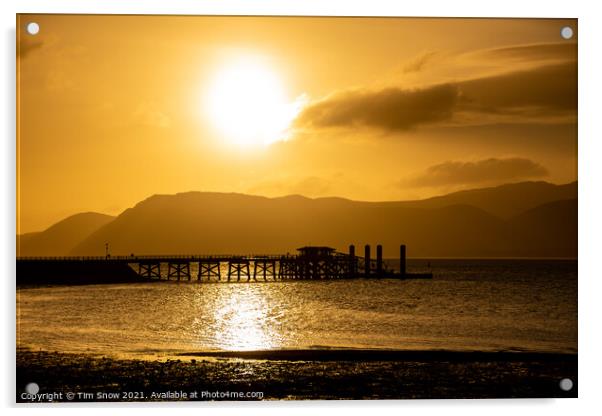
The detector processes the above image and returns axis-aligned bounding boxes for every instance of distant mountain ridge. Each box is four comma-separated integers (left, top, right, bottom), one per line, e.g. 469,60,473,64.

17,181,577,258
17,212,115,256
389,181,577,219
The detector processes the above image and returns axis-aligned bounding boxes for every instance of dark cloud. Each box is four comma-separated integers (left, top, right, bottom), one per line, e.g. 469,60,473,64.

294,83,459,131
404,157,549,188
293,43,576,133
458,61,577,116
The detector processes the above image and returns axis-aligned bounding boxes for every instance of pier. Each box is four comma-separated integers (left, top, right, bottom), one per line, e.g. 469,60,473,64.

17,244,433,285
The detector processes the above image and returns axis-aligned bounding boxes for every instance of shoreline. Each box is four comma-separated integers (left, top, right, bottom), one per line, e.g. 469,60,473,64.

17,348,577,401
176,348,577,362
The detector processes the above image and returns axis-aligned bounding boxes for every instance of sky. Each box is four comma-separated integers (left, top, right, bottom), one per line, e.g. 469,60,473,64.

17,15,577,233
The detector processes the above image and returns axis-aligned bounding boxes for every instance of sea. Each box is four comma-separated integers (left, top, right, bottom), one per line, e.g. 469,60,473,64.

16,259,577,359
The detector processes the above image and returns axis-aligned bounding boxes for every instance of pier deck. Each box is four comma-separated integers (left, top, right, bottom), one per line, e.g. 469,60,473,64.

17,245,433,285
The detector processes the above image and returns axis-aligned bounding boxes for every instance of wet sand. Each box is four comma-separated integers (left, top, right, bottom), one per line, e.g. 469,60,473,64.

16,348,577,401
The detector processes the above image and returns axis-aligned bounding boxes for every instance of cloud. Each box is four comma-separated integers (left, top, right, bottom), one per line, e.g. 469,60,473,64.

403,157,549,188
463,42,576,66
458,62,576,116
293,42,576,134
402,51,439,74
294,83,459,131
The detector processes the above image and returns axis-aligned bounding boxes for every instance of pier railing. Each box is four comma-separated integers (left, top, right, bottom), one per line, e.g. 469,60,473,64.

16,254,287,261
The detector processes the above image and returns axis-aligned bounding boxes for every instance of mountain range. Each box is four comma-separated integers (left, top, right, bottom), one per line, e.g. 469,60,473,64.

17,212,115,256
17,181,577,258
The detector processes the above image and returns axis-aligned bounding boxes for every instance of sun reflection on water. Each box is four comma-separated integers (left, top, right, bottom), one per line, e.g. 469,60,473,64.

17,265,577,358
204,286,278,351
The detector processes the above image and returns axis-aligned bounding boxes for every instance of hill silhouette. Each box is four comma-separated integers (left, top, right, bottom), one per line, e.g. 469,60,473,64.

62,181,576,258
394,181,577,219
17,212,115,256
508,198,577,257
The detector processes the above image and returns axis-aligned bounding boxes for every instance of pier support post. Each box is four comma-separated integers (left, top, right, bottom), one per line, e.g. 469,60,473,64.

168,262,191,281
348,245,356,278
376,244,383,277
198,260,221,281
138,262,161,279
228,260,250,281
400,244,406,276
365,244,371,277
253,259,275,281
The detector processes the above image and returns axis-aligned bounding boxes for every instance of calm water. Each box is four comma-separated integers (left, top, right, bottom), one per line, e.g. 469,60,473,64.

16,260,577,358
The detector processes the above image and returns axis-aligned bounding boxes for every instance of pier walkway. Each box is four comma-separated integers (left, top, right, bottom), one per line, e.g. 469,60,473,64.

17,245,433,284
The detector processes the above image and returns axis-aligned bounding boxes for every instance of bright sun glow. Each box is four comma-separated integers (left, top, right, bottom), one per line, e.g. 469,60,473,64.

205,57,304,147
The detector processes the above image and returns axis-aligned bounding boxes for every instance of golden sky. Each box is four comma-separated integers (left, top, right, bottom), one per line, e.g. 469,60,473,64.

17,15,577,233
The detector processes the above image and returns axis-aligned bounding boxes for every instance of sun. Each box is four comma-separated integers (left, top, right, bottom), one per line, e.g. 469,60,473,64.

204,56,302,147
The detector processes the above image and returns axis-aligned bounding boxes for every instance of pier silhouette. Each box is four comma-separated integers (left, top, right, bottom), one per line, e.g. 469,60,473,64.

17,244,433,285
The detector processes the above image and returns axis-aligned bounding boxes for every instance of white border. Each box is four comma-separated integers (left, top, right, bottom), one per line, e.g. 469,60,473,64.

5,0,585,18
3,1,601,415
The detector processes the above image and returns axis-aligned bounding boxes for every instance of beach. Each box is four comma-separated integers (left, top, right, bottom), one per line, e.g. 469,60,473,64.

17,348,577,401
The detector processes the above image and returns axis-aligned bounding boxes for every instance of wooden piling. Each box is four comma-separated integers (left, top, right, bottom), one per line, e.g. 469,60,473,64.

198,260,221,281
400,244,406,276
365,244,371,277
348,245,356,278
376,244,383,277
